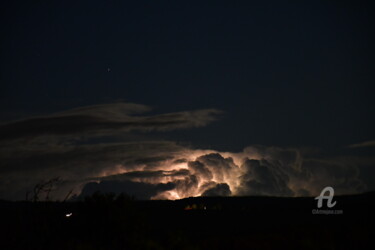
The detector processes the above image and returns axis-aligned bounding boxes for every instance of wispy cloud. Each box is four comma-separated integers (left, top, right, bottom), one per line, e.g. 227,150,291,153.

0,103,222,141
348,140,375,148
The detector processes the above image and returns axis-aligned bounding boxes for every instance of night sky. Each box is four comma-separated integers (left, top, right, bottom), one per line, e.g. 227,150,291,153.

1,1,374,200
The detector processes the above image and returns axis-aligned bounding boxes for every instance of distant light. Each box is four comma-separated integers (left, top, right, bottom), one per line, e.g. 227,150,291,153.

65,213,73,217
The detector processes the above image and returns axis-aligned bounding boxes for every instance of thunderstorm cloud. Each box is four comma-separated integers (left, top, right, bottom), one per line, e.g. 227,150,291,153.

0,103,373,200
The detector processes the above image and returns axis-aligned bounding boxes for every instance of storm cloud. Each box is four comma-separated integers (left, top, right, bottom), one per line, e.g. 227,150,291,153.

0,103,372,200
80,180,176,200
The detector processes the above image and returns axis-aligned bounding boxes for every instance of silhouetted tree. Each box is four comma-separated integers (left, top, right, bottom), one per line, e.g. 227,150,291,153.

31,177,61,202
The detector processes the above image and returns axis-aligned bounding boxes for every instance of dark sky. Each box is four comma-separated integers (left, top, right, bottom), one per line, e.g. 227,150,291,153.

0,1,374,200
1,0,374,150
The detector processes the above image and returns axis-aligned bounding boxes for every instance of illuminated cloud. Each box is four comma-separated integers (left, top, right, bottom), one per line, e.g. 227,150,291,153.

0,103,372,200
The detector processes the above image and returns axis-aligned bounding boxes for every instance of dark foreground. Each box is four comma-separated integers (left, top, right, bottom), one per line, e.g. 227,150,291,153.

1,193,374,250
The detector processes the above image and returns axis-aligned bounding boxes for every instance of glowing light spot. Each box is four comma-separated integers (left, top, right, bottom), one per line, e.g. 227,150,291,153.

65,213,72,217
168,190,181,200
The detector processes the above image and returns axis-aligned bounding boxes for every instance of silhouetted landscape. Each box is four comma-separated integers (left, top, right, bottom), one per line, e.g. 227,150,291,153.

1,192,374,249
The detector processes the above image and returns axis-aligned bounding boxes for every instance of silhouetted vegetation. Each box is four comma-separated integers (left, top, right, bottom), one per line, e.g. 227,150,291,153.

26,177,62,202
1,192,374,249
